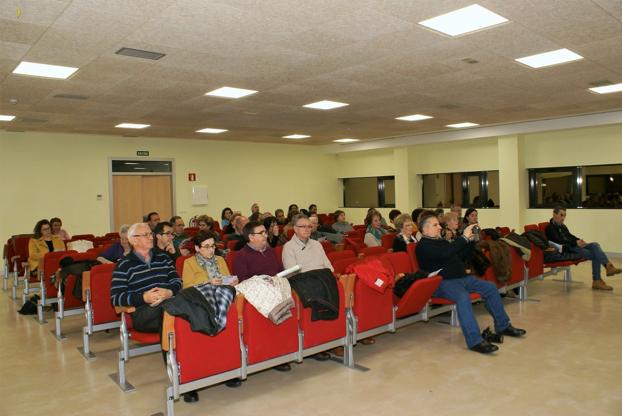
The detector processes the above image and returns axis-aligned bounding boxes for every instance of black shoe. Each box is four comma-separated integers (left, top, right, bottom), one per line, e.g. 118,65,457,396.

501,325,526,337
482,327,504,344
312,352,331,361
183,391,199,403
225,378,242,388
274,363,291,372
469,340,499,354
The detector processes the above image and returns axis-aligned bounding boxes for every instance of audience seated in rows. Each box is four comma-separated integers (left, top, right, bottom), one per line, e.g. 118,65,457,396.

546,206,621,291
50,217,71,241
221,207,233,229
28,219,66,274
182,231,233,288
331,210,353,234
233,221,283,282
392,214,417,252
263,216,287,248
97,224,131,264
146,212,160,231
415,214,526,354
364,210,388,247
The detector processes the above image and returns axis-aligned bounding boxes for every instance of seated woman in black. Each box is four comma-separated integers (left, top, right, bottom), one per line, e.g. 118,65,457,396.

392,214,418,252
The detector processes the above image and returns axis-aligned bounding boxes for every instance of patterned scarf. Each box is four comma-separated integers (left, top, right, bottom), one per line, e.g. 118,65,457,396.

195,253,223,281
367,225,387,242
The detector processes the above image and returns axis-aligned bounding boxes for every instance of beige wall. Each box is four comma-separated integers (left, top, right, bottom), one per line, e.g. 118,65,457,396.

0,131,339,240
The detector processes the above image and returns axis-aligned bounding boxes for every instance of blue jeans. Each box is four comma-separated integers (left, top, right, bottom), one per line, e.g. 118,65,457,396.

433,276,511,348
570,242,609,280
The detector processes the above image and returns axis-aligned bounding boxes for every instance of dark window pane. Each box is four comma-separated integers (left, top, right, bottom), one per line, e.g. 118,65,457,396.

582,165,622,208
112,160,172,173
531,170,576,207
342,176,395,208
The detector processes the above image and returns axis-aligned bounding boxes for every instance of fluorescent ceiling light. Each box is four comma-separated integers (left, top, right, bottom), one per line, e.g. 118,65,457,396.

303,100,349,110
124,162,140,165
418,4,508,37
396,114,433,122
196,128,228,134
133,167,147,170
589,82,622,94
115,123,150,129
13,61,78,79
515,48,583,68
447,122,479,128
205,86,257,99
0,115,16,121
333,138,360,143
283,134,310,139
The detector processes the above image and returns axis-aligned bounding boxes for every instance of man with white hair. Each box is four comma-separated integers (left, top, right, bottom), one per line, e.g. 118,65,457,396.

110,222,181,333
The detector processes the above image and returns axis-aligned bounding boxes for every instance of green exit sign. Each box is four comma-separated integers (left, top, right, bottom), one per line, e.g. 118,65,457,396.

136,150,149,156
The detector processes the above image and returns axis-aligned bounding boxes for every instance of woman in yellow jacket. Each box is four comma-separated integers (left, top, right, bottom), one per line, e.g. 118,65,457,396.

182,231,234,288
28,219,66,273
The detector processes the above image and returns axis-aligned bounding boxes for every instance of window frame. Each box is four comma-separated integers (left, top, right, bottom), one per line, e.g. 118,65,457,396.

420,170,499,209
340,176,396,208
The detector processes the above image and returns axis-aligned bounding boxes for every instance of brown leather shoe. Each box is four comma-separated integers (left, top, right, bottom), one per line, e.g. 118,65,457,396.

331,347,344,357
360,337,376,345
606,263,622,276
592,279,613,291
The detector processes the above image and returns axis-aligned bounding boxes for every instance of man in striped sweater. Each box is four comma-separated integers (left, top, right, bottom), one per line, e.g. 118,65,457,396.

110,222,182,333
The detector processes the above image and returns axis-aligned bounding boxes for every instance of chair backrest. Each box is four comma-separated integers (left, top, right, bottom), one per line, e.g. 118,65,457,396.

212,220,221,231
383,251,414,275
274,245,284,262
327,250,356,264
42,250,77,295
496,226,511,237
394,276,442,319
524,224,539,232
175,255,192,277
343,237,365,254
353,224,366,231
320,240,335,254
359,246,387,258
381,233,396,250
61,251,98,307
184,227,199,237
526,243,544,278
406,243,419,271
286,229,295,240
317,213,329,225
538,222,550,233
12,235,32,262
89,263,119,325
70,234,96,242
332,257,360,276
226,251,236,275
227,239,240,251
104,232,120,239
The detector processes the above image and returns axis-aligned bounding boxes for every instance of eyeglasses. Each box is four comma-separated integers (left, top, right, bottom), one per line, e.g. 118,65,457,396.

250,230,268,236
294,225,313,229
132,232,153,238
200,243,217,249
159,232,173,236
41,226,51,231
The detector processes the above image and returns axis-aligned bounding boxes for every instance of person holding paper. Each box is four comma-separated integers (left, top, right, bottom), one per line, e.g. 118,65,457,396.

415,214,526,354
182,231,236,288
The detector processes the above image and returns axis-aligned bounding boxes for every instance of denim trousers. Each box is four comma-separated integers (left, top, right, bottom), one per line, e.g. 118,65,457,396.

570,242,608,280
433,276,510,348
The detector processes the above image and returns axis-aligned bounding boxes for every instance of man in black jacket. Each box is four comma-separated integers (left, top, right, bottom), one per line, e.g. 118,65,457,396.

415,214,526,354
546,207,621,291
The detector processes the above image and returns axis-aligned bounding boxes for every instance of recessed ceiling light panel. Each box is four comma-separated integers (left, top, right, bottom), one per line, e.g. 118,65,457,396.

333,138,360,143
196,128,228,134
115,123,150,129
205,86,257,99
0,115,16,121
13,61,78,79
446,122,479,128
283,134,310,139
396,114,433,122
515,48,583,68
303,100,349,110
418,4,508,37
589,83,622,94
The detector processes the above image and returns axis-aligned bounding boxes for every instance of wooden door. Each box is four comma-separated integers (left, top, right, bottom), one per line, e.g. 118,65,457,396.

112,175,173,230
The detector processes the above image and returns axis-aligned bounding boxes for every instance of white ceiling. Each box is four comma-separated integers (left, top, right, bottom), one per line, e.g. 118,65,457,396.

1,0,622,145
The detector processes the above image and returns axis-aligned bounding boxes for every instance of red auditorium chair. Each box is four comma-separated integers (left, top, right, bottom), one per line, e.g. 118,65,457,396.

236,294,299,376
381,233,396,250
327,249,356,264
104,232,120,239
175,255,191,277
70,234,96,242
359,246,387,258
78,263,121,360
110,306,162,392
183,227,199,237
320,240,335,254
274,244,284,262
227,239,240,251
332,256,359,276
343,237,365,255
35,250,75,323
477,246,526,296
10,235,32,300
162,305,242,414
226,251,236,275
53,251,100,340
286,229,295,240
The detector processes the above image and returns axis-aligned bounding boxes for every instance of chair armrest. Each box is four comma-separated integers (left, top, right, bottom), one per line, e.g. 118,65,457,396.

235,293,245,330
114,305,136,314
81,271,91,302
334,243,345,252
161,312,175,352
338,273,356,308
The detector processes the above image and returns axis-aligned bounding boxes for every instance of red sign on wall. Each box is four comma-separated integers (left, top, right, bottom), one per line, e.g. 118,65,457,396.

188,173,196,181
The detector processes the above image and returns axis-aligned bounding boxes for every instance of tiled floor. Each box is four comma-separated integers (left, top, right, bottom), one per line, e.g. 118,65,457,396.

1,261,621,416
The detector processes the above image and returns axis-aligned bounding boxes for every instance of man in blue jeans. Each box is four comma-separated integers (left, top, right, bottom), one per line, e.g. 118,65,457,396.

415,214,526,354
546,206,621,291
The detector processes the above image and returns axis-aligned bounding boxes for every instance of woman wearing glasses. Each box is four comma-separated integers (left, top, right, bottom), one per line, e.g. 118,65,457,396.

28,219,66,274
182,231,233,288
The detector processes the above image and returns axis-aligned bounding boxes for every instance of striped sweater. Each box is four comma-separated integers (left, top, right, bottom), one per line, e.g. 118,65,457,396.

110,250,182,307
